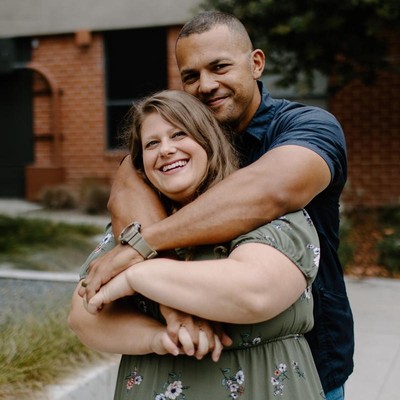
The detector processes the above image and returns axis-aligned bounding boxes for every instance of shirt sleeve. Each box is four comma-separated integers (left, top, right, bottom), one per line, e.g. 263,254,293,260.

229,210,320,286
271,105,347,187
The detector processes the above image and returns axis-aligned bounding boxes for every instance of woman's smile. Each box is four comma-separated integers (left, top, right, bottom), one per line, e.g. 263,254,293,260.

141,112,208,204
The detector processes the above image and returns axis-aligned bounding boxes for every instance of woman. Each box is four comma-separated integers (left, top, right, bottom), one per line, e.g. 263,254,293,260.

69,90,324,399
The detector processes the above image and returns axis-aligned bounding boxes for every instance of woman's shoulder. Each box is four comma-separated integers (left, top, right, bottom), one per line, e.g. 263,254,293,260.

229,210,320,283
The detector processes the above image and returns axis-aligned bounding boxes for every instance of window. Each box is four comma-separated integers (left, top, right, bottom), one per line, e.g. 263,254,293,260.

104,27,168,149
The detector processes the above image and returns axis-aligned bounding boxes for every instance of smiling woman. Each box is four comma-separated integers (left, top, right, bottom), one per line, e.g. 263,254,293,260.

140,112,208,205
128,90,238,209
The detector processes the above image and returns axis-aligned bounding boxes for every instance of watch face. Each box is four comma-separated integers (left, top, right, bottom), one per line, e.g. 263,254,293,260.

119,222,140,242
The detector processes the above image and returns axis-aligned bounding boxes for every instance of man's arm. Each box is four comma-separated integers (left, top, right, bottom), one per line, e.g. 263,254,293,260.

141,145,330,250
108,155,167,236
84,144,329,297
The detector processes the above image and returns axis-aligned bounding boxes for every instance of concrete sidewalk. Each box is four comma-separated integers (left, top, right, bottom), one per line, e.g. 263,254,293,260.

344,277,400,400
1,199,400,399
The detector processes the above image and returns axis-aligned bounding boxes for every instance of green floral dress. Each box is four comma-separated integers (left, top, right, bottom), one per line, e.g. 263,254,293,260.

80,210,324,400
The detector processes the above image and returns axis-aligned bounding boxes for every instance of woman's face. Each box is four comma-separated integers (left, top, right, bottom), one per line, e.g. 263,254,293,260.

141,112,208,204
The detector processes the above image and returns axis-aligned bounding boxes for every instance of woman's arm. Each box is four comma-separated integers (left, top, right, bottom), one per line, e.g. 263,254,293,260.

87,242,307,324
69,286,225,361
68,286,179,355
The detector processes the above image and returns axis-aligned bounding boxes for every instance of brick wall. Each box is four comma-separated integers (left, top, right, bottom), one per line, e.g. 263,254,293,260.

31,32,124,196
330,34,400,209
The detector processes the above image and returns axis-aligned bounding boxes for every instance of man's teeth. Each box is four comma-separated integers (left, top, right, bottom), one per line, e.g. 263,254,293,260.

162,160,188,172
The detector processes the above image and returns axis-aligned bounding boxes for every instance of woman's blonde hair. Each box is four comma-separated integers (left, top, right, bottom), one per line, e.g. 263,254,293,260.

126,90,238,210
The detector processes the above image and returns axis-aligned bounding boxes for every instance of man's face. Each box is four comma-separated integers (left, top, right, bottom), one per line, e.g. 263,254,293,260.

176,25,264,133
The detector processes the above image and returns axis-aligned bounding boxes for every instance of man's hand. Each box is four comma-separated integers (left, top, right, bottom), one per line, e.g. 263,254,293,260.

160,305,232,362
78,244,143,301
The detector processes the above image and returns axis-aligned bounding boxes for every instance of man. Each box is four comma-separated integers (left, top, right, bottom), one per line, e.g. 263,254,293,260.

79,11,354,399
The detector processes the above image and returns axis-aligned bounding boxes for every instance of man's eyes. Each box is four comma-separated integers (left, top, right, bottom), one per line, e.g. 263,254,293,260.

182,74,197,84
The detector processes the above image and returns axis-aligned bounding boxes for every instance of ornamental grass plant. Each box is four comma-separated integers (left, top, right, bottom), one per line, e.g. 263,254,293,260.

0,308,107,400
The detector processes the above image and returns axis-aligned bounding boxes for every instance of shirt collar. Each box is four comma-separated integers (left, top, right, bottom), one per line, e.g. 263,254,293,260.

244,81,276,141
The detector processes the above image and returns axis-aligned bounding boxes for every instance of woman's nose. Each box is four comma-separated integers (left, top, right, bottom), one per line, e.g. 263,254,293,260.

159,139,176,156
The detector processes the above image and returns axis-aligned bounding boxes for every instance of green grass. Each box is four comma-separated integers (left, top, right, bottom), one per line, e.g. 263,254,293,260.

0,308,107,399
0,215,109,398
0,215,103,272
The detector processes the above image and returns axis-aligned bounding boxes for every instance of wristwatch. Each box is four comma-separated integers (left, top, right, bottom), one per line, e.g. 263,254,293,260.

118,222,158,259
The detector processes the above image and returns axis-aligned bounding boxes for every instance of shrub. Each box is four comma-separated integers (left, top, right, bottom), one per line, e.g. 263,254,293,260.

80,180,110,215
39,185,78,210
378,231,400,274
338,218,355,269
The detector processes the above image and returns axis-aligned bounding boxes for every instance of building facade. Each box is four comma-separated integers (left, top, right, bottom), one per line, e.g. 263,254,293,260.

0,1,399,208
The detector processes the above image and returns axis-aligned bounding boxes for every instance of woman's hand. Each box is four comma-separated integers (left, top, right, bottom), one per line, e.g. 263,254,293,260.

83,269,135,314
160,305,231,362
78,244,144,302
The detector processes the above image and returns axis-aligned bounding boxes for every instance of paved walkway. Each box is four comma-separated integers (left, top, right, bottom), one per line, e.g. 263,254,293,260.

1,199,400,399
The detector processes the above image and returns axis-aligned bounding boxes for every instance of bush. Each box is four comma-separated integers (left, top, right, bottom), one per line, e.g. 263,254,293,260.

80,181,110,215
378,231,400,274
39,185,78,210
338,218,355,268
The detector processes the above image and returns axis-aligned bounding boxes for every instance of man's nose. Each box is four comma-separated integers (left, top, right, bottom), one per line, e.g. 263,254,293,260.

198,73,218,94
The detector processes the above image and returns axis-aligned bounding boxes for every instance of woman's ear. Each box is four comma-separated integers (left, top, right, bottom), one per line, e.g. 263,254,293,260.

251,49,266,79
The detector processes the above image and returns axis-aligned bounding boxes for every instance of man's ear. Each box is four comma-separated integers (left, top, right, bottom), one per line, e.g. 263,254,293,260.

251,49,266,79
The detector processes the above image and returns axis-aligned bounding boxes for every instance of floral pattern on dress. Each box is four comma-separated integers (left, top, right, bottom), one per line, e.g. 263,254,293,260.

154,372,189,400
307,243,321,268
124,367,143,391
271,363,289,396
270,361,310,396
221,368,245,398
239,332,262,348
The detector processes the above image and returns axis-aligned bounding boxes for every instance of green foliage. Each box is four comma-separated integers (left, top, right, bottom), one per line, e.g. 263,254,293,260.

0,215,100,254
201,0,400,91
338,218,355,268
378,231,400,273
377,205,400,274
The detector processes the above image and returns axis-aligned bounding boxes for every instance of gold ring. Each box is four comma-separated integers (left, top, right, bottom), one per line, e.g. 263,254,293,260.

81,280,88,288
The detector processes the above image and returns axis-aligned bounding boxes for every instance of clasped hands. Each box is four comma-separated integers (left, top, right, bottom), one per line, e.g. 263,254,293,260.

78,244,232,362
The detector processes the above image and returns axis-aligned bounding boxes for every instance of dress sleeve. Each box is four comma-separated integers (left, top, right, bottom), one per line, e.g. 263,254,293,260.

229,210,320,286
79,223,116,279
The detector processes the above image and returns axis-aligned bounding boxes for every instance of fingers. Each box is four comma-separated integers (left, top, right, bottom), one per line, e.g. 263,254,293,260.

195,330,209,360
211,334,223,362
160,332,180,357
177,327,221,360
178,326,195,356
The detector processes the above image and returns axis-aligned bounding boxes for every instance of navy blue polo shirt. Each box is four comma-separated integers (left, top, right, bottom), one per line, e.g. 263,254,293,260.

240,82,354,393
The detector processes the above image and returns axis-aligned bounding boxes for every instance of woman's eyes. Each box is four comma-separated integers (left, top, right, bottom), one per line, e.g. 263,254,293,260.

172,131,187,139
144,140,159,149
144,131,187,149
